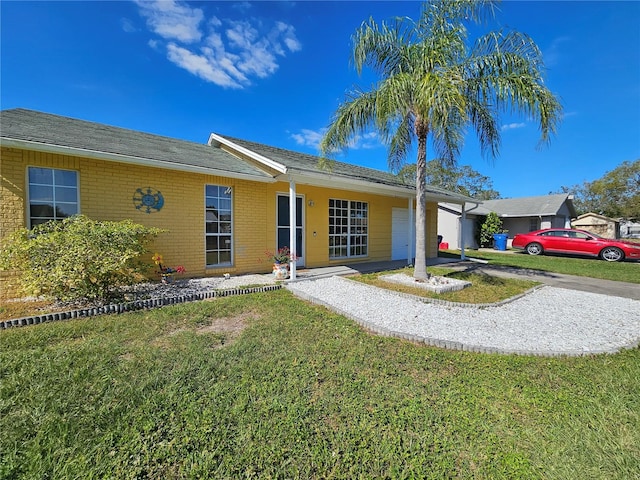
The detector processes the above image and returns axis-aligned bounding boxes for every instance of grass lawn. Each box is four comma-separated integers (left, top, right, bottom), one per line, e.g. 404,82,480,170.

2,290,639,479
445,250,640,284
352,266,539,304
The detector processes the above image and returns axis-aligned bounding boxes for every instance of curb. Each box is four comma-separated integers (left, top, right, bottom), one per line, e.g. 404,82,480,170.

0,284,282,330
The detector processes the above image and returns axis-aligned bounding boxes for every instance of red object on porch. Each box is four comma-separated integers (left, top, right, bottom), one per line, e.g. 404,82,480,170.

439,242,449,250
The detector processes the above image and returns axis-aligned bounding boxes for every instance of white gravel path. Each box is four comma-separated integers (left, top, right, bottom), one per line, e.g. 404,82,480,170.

287,276,640,356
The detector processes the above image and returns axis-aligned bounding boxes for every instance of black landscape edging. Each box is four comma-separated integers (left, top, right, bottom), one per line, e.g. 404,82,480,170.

0,284,282,330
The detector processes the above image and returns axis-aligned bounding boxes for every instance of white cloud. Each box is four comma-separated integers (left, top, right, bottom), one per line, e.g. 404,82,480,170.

349,132,380,149
135,1,301,89
291,129,325,148
290,129,381,151
501,122,526,131
275,21,302,52
136,0,204,43
167,43,242,89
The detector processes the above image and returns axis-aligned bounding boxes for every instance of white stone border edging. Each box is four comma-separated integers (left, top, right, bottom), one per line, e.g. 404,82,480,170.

286,279,634,357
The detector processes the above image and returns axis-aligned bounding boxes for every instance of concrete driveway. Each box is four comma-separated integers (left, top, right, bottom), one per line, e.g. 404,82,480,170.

449,261,639,300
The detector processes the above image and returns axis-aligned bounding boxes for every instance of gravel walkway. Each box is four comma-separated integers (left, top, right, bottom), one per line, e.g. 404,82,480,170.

287,276,640,356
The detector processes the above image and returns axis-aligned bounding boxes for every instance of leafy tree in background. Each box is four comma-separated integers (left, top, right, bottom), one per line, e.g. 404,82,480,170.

556,159,639,219
397,161,501,200
478,212,505,247
320,0,561,280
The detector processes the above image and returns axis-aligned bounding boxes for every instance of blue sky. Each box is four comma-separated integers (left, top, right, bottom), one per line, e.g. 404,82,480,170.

2,1,639,198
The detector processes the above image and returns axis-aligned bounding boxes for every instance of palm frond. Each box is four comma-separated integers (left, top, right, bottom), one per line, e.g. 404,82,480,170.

319,88,378,157
466,96,501,159
352,16,417,77
387,115,415,173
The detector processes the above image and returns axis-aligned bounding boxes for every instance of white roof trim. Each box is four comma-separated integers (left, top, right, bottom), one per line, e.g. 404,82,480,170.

282,170,470,203
281,171,413,198
207,133,472,203
1,138,276,183
208,133,288,174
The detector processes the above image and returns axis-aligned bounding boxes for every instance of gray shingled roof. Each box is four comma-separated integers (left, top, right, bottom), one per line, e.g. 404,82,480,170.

1,108,471,202
466,193,576,217
0,108,272,179
218,134,471,201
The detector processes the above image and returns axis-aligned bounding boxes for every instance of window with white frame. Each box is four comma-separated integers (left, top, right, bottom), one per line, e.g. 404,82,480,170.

329,199,368,258
205,185,232,266
28,167,79,227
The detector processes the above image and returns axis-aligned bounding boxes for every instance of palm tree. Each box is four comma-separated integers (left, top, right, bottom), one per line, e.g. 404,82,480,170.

320,0,562,280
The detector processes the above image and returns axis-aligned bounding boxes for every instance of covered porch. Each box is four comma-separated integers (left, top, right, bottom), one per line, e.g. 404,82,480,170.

289,255,465,282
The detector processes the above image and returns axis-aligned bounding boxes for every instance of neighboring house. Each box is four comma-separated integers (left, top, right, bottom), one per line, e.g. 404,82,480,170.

0,108,471,295
438,193,577,249
571,213,619,239
620,219,640,239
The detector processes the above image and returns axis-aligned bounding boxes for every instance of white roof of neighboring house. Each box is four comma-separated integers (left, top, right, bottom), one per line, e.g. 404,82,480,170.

441,193,577,218
573,212,618,223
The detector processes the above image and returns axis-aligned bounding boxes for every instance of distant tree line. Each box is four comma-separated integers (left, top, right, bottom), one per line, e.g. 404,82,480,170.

554,159,639,220
397,160,500,200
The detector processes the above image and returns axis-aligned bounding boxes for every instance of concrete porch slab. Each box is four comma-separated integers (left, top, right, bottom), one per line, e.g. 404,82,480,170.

290,256,464,282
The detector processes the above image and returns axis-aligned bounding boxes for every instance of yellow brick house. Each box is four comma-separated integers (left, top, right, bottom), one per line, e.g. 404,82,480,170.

1,108,471,294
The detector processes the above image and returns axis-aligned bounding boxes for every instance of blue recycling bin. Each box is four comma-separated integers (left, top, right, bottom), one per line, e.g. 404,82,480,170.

493,233,508,251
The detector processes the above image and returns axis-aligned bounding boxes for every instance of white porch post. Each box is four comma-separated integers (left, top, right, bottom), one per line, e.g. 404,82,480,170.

289,177,297,280
407,197,414,265
460,203,466,260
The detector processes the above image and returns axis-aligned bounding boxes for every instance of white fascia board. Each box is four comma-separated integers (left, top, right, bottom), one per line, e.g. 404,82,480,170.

1,138,276,183
281,171,413,198
439,200,483,214
500,213,556,218
281,170,470,204
207,133,288,174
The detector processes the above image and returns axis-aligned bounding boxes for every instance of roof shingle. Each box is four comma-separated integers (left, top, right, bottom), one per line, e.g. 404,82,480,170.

0,108,271,179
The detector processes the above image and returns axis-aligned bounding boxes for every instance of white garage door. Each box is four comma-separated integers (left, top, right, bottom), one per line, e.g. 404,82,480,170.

391,207,416,261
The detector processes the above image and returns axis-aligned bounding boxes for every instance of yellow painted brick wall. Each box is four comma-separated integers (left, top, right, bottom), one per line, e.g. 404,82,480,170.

1,146,443,297
0,148,273,296
0,148,28,296
264,182,424,267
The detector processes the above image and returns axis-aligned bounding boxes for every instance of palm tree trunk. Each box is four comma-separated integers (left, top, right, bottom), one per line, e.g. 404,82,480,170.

413,125,430,281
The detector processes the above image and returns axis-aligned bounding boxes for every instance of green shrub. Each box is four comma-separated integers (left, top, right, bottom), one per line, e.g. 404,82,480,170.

479,212,505,247
0,215,163,302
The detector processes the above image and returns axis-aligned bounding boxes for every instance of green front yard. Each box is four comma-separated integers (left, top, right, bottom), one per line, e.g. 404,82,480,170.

2,288,639,479
353,266,539,304
456,249,640,284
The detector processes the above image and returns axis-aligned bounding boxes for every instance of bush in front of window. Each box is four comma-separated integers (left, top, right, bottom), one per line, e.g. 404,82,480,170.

0,215,164,303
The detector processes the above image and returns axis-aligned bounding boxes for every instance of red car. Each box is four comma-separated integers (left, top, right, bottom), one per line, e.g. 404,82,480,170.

512,228,640,262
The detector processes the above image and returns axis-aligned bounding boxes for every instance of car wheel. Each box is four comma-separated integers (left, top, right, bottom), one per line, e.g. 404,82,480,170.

526,242,543,256
600,246,624,262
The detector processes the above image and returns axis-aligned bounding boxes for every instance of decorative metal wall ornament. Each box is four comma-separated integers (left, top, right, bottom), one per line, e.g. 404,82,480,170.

133,187,164,214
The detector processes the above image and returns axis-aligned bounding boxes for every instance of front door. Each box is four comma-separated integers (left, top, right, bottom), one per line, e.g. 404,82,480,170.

276,194,304,266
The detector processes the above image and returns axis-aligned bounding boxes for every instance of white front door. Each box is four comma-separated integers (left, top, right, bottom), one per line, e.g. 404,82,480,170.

391,207,416,261
276,194,304,266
